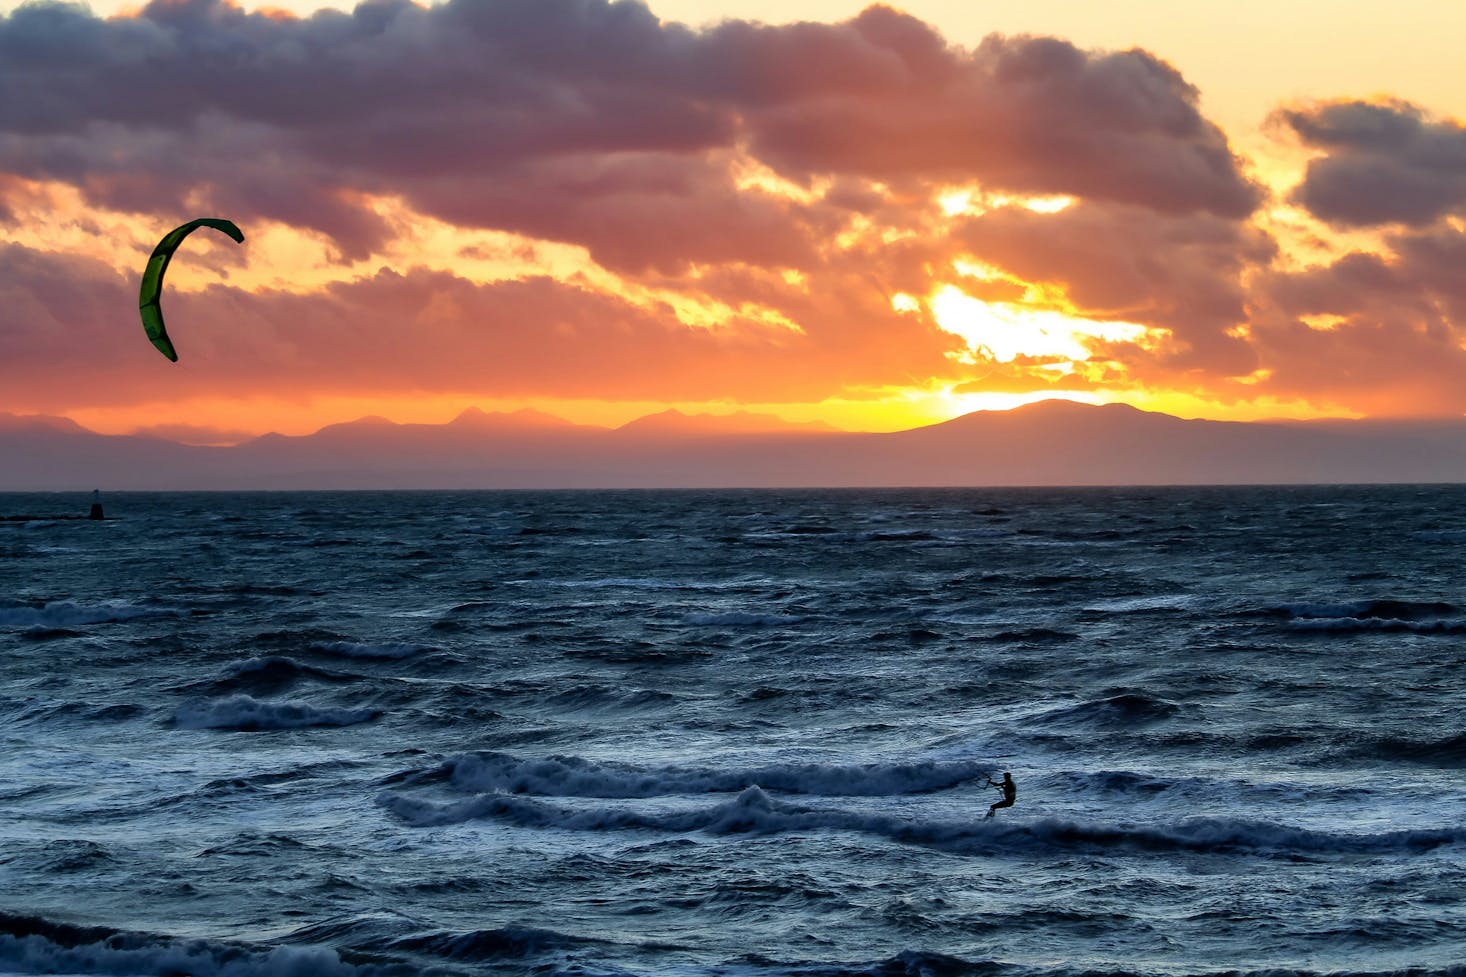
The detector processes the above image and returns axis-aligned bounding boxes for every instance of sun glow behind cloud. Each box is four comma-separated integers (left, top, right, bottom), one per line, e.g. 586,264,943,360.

928,285,1153,365
937,187,1076,218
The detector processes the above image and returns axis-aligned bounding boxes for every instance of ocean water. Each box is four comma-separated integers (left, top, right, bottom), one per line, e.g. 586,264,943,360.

3,486,1466,977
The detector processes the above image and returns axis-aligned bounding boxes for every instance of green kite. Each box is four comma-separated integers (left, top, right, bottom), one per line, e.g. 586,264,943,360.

138,218,245,361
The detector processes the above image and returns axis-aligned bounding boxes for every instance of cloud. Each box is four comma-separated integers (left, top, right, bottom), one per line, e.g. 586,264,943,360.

739,16,1263,219
403,152,820,276
1248,229,1466,415
0,242,960,410
1273,99,1466,227
0,242,134,373
0,0,1263,271
1389,226,1466,321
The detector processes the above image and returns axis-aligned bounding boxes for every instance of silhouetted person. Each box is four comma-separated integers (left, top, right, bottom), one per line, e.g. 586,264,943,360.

88,489,104,521
985,771,1016,819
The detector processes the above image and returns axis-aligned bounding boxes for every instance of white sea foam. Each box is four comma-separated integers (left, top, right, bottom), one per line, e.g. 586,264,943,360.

1274,598,1456,620
174,695,379,731
0,601,176,628
437,753,991,798
683,611,802,627
1277,600,1375,619
556,577,700,590
309,640,436,659
0,932,359,977
1287,616,1466,633
1412,530,1466,543
224,656,311,677
1264,597,1466,633
1083,595,1201,613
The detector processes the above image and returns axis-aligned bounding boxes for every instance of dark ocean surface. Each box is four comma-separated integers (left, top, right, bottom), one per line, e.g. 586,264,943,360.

3,486,1466,977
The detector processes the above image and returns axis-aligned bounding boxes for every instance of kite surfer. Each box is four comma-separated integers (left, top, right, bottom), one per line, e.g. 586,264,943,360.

985,771,1016,819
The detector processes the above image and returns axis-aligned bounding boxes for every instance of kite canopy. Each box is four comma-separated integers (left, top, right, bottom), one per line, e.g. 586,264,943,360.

138,218,245,362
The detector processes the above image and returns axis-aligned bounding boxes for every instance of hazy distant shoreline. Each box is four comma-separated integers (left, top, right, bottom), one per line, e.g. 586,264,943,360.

6,400,1466,491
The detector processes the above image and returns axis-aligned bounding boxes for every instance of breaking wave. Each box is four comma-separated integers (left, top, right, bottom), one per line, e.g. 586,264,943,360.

309,640,439,659
397,753,993,798
174,695,380,731
0,913,368,977
0,600,177,627
378,785,1466,857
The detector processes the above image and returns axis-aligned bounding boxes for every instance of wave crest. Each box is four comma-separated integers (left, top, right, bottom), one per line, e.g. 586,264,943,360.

0,600,176,628
398,752,993,798
175,695,379,731
0,913,361,977
309,640,438,660
378,787,1466,858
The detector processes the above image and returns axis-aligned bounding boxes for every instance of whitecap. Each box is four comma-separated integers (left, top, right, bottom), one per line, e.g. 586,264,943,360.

174,695,379,731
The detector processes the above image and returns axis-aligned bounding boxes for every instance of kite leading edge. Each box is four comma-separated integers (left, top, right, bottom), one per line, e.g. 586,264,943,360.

138,218,245,362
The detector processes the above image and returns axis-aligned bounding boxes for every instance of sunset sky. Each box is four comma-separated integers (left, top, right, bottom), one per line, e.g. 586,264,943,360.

3,0,1465,442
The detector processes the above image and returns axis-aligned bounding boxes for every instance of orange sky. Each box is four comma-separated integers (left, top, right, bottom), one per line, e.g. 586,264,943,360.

3,0,1465,441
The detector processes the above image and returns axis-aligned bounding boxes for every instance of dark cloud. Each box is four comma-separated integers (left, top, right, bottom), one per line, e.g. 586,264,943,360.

1247,232,1466,415
743,24,1262,219
1265,251,1414,317
404,153,820,275
0,0,1262,269
0,242,134,373
1389,227,1466,320
1274,99,1466,227
1248,315,1466,417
